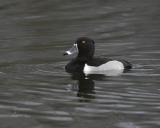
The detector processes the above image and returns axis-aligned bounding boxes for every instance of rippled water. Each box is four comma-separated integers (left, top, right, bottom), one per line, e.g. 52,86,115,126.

0,0,160,128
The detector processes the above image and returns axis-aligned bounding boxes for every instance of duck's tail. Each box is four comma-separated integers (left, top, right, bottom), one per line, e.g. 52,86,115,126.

119,59,132,71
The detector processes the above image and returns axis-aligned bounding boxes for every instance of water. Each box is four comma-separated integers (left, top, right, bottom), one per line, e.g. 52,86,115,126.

0,0,160,128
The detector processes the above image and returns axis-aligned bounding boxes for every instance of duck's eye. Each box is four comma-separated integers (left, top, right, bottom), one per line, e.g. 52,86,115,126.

82,41,86,44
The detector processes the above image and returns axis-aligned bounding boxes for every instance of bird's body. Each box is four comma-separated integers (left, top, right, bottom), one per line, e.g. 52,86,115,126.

64,37,132,75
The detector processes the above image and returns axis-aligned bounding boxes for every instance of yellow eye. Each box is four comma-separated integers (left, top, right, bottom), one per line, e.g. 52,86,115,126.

82,41,86,44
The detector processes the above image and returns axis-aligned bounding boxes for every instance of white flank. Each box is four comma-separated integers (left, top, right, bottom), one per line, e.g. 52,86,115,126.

83,60,124,76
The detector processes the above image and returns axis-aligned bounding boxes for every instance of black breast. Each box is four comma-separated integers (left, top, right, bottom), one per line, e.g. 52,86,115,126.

65,59,85,73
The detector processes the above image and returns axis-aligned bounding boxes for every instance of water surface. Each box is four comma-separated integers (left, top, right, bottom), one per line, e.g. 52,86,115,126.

0,0,160,128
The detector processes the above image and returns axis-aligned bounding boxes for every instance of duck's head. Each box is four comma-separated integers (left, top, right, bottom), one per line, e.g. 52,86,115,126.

64,37,95,60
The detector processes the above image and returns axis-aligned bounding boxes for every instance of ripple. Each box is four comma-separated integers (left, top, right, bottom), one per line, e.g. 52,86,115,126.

75,107,112,113
117,122,141,128
125,73,160,77
137,51,160,54
0,114,30,118
94,104,134,108
0,100,42,106
0,105,32,111
36,116,73,121
144,120,160,126
115,110,158,115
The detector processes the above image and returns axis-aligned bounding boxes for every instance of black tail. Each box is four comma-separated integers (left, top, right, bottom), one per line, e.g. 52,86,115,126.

119,59,132,71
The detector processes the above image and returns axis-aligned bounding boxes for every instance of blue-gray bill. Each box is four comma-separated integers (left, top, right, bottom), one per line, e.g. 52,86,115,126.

63,44,78,56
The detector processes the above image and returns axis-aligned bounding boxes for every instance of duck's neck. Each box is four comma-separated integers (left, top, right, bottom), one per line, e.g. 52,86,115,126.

76,56,93,63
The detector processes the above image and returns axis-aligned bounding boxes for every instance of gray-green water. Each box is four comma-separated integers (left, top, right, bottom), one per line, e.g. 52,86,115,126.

0,0,160,128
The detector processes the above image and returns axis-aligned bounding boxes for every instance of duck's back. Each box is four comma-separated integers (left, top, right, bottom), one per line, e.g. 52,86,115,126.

85,58,132,72
83,58,132,75
88,58,131,68
87,58,112,66
65,57,132,73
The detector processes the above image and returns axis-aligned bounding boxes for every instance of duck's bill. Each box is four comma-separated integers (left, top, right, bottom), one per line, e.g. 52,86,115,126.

63,44,78,56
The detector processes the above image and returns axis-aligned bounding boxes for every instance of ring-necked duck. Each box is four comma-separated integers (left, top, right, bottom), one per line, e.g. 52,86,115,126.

64,37,132,75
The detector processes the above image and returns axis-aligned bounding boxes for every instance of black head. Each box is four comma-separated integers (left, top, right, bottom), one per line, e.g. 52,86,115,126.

64,37,95,61
76,37,95,59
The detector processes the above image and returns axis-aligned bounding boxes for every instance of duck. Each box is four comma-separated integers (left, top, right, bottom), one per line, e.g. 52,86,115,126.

64,37,132,76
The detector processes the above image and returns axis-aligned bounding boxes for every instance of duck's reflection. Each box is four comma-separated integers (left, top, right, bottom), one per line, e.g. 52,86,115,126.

77,76,95,100
69,73,106,101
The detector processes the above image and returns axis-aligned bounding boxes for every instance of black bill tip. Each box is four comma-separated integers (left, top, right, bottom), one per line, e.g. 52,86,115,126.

63,52,68,56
